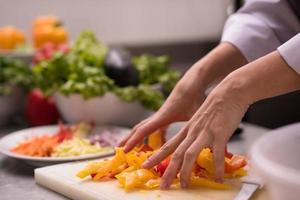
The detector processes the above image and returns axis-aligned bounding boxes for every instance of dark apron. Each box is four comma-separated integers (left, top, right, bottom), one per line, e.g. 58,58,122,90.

288,0,300,21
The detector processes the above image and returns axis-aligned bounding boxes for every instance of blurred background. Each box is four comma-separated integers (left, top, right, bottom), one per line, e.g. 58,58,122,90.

0,0,299,128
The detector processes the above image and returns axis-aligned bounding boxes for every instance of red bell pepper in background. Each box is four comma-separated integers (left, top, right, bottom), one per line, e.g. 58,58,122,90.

25,89,61,126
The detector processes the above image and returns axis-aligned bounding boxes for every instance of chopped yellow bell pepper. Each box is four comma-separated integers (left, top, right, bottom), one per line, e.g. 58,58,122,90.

77,146,247,192
197,148,214,174
190,177,231,190
76,148,126,179
148,130,163,149
115,169,156,191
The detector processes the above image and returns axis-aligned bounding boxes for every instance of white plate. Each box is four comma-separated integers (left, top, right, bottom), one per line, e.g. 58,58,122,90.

0,125,130,166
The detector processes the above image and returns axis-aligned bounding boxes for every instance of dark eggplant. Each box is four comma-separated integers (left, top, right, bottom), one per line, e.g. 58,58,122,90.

104,48,139,87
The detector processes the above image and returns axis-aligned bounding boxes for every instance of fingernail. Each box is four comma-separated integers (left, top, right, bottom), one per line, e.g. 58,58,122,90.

181,181,188,188
215,178,223,183
160,181,169,190
123,146,129,153
141,161,149,168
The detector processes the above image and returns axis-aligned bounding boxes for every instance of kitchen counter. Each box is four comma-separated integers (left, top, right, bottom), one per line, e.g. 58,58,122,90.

0,123,268,200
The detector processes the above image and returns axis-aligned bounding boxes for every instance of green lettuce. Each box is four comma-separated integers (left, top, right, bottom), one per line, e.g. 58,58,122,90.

33,31,180,110
0,57,32,95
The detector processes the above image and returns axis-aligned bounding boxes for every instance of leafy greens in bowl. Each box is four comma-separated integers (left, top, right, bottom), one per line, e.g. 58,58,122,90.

0,56,32,125
33,31,180,110
0,56,32,95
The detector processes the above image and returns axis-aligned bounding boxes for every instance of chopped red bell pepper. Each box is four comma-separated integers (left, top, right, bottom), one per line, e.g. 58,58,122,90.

225,147,233,159
56,121,73,143
154,156,170,176
225,155,247,173
91,173,96,178
139,144,154,152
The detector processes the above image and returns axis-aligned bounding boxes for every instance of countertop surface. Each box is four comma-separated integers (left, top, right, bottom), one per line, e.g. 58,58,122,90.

0,123,268,200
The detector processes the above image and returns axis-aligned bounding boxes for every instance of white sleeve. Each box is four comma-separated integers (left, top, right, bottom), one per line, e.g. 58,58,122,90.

221,0,300,62
277,33,300,74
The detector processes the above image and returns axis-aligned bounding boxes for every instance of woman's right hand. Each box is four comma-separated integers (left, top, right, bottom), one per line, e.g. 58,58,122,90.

119,66,207,152
119,42,248,152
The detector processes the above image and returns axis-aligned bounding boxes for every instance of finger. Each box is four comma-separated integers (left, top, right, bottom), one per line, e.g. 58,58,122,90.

160,125,169,144
117,118,149,147
160,132,198,189
213,141,226,182
142,126,188,168
179,133,207,188
124,116,170,152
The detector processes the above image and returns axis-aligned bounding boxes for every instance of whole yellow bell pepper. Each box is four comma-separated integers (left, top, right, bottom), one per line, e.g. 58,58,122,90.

0,26,25,50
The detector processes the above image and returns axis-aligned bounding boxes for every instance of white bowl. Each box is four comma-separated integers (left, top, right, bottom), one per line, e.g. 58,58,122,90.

0,87,24,126
54,93,153,127
250,123,300,200
0,50,33,65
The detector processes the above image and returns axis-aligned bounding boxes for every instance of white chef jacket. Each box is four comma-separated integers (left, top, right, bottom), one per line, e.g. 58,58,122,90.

222,0,300,74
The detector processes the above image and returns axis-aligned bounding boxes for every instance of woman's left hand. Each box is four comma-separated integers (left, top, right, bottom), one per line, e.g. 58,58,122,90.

142,77,249,189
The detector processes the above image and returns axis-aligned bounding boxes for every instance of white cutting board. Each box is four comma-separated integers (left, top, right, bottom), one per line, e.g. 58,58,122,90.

35,159,269,200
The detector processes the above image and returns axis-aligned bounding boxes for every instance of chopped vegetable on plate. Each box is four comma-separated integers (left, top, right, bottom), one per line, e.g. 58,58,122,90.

10,122,120,158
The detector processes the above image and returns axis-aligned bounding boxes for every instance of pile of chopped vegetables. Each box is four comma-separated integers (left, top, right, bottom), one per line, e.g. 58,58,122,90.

11,134,59,157
52,138,110,157
11,122,119,157
76,145,247,191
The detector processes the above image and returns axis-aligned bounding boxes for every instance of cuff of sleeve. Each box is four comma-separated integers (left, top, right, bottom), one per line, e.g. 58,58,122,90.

221,13,281,62
277,33,300,74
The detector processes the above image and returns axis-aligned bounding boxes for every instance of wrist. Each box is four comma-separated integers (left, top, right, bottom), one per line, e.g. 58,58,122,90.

212,70,253,107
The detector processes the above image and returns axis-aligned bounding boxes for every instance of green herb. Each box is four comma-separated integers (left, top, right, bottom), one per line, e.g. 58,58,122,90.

33,31,180,110
0,57,32,95
114,85,164,110
133,54,180,94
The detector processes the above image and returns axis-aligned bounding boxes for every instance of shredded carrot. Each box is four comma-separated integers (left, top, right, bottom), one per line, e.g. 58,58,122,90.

11,135,59,157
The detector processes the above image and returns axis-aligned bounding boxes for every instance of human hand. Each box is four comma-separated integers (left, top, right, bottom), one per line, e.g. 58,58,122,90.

119,42,248,153
142,79,249,189
119,68,206,152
